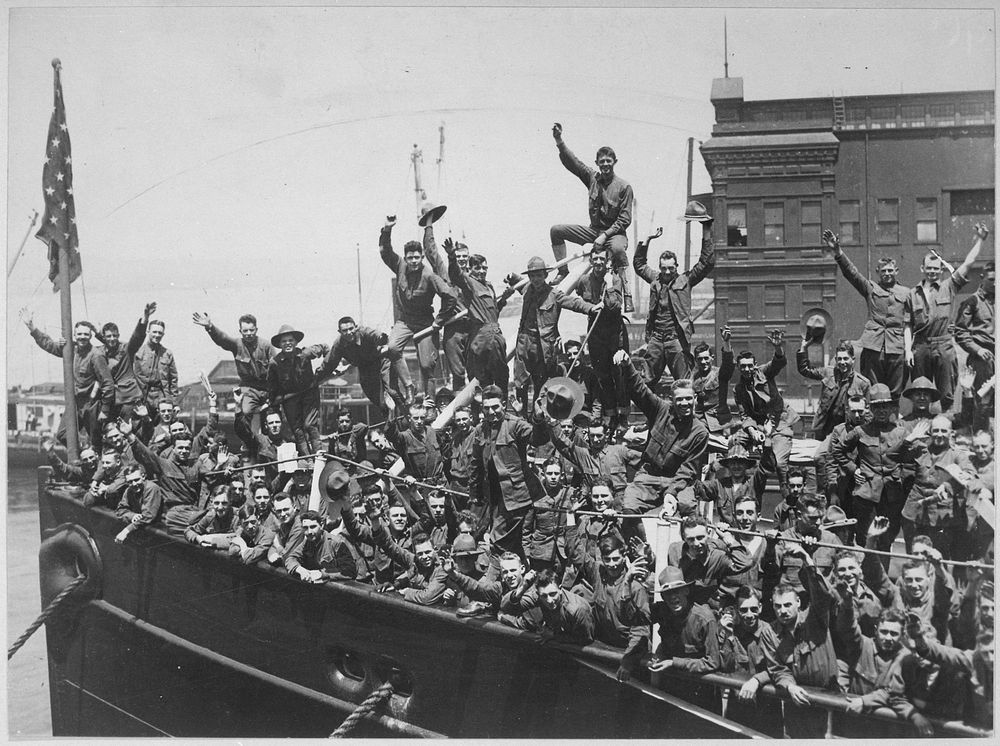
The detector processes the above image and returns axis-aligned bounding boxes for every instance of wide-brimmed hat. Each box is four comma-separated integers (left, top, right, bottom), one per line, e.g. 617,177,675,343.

418,202,448,227
526,256,550,273
867,383,894,405
719,443,758,466
678,200,712,222
540,377,585,421
293,459,314,474
435,386,455,406
318,460,351,499
904,377,941,401
452,533,480,556
271,324,305,347
801,308,833,345
822,505,856,530
656,566,693,593
354,460,380,483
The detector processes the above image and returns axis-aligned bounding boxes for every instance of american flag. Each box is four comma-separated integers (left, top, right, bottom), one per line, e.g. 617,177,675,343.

36,58,81,290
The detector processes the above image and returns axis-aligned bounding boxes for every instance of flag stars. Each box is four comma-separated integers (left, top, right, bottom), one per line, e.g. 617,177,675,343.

60,201,67,209
51,137,61,148
67,188,73,195
56,172,64,181
64,156,72,164
59,123,68,132
45,186,55,196
49,216,58,225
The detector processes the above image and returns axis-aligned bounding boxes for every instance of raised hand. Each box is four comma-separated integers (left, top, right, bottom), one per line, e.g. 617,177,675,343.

867,515,890,539
821,229,840,252
767,328,785,348
143,302,158,321
19,307,35,330
384,215,397,230
720,325,732,342
907,419,931,442
612,349,629,366
192,311,211,328
551,122,563,141
974,222,990,241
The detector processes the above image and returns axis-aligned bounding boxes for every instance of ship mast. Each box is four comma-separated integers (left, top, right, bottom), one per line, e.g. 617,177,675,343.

411,144,426,209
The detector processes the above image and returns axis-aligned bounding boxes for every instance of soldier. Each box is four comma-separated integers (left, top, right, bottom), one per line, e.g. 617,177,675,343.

633,208,716,385
908,224,989,411
955,260,995,430
824,229,912,400
796,338,871,439
506,257,596,410
567,245,629,431
549,122,634,311
379,215,459,400
134,318,179,414
192,311,276,434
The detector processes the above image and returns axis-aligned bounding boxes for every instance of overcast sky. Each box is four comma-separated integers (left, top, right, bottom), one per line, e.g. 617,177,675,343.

5,3,995,388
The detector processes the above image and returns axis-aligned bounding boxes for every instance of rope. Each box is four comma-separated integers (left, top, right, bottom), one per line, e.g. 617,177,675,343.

8,574,87,660
330,682,395,738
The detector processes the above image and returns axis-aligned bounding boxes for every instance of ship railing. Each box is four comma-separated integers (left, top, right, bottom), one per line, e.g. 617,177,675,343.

557,643,992,739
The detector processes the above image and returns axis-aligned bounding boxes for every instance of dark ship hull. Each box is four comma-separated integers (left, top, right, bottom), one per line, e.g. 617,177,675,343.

38,472,756,739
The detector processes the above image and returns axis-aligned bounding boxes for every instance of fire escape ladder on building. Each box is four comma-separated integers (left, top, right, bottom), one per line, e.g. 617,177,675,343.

832,97,846,130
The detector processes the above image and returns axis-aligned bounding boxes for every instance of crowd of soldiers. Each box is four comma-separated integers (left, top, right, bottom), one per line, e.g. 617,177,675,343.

25,123,995,738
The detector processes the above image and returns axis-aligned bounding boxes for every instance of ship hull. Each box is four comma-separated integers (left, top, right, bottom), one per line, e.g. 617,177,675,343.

39,478,748,739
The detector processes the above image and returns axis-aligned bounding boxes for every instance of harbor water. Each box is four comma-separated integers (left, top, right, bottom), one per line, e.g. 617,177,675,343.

7,463,52,738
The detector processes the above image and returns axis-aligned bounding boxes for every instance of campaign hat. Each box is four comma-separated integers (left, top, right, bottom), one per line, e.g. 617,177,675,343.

271,324,305,347
678,200,712,222
656,565,693,593
867,384,894,405
540,377,585,421
418,202,448,227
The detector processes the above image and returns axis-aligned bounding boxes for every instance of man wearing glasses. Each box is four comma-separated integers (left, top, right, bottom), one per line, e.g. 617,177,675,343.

114,464,164,544
765,493,842,599
266,493,303,566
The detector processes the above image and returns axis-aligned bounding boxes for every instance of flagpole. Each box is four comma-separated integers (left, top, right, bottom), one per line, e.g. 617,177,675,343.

52,58,80,461
7,210,39,278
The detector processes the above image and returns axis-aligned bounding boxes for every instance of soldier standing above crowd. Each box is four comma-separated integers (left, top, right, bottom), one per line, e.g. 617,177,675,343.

633,204,716,386
550,122,634,312
824,229,912,400
193,311,276,434
908,224,988,411
134,317,179,414
379,214,459,401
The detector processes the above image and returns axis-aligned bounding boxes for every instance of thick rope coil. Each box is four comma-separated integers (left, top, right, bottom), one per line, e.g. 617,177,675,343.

8,574,87,660
330,682,395,738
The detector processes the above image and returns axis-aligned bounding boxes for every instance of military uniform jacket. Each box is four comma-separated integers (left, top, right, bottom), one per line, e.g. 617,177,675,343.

836,251,911,353
469,415,548,512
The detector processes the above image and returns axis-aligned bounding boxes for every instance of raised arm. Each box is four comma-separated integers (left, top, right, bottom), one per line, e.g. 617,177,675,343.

379,216,401,273
127,303,154,356
552,123,593,187
29,325,65,358
688,226,716,287
616,351,666,421
632,237,658,284
795,342,825,382
824,230,872,298
422,224,448,280
952,222,989,283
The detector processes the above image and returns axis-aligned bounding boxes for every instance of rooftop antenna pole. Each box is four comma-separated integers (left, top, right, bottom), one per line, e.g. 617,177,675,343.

356,242,363,324
437,122,445,191
411,144,426,209
724,16,729,78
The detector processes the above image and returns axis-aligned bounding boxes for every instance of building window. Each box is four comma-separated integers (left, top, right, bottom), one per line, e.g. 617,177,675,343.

870,105,896,128
802,284,824,308
901,104,924,126
846,108,866,123
916,198,938,242
764,286,786,321
839,200,861,244
727,204,748,247
951,189,994,216
801,201,822,246
875,199,899,244
929,103,954,120
764,202,784,246
728,287,748,321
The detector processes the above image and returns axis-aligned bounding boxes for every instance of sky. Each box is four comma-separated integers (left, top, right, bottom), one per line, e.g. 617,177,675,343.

4,3,995,388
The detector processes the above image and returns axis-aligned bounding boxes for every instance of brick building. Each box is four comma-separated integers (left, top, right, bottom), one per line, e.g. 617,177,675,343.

701,76,994,397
